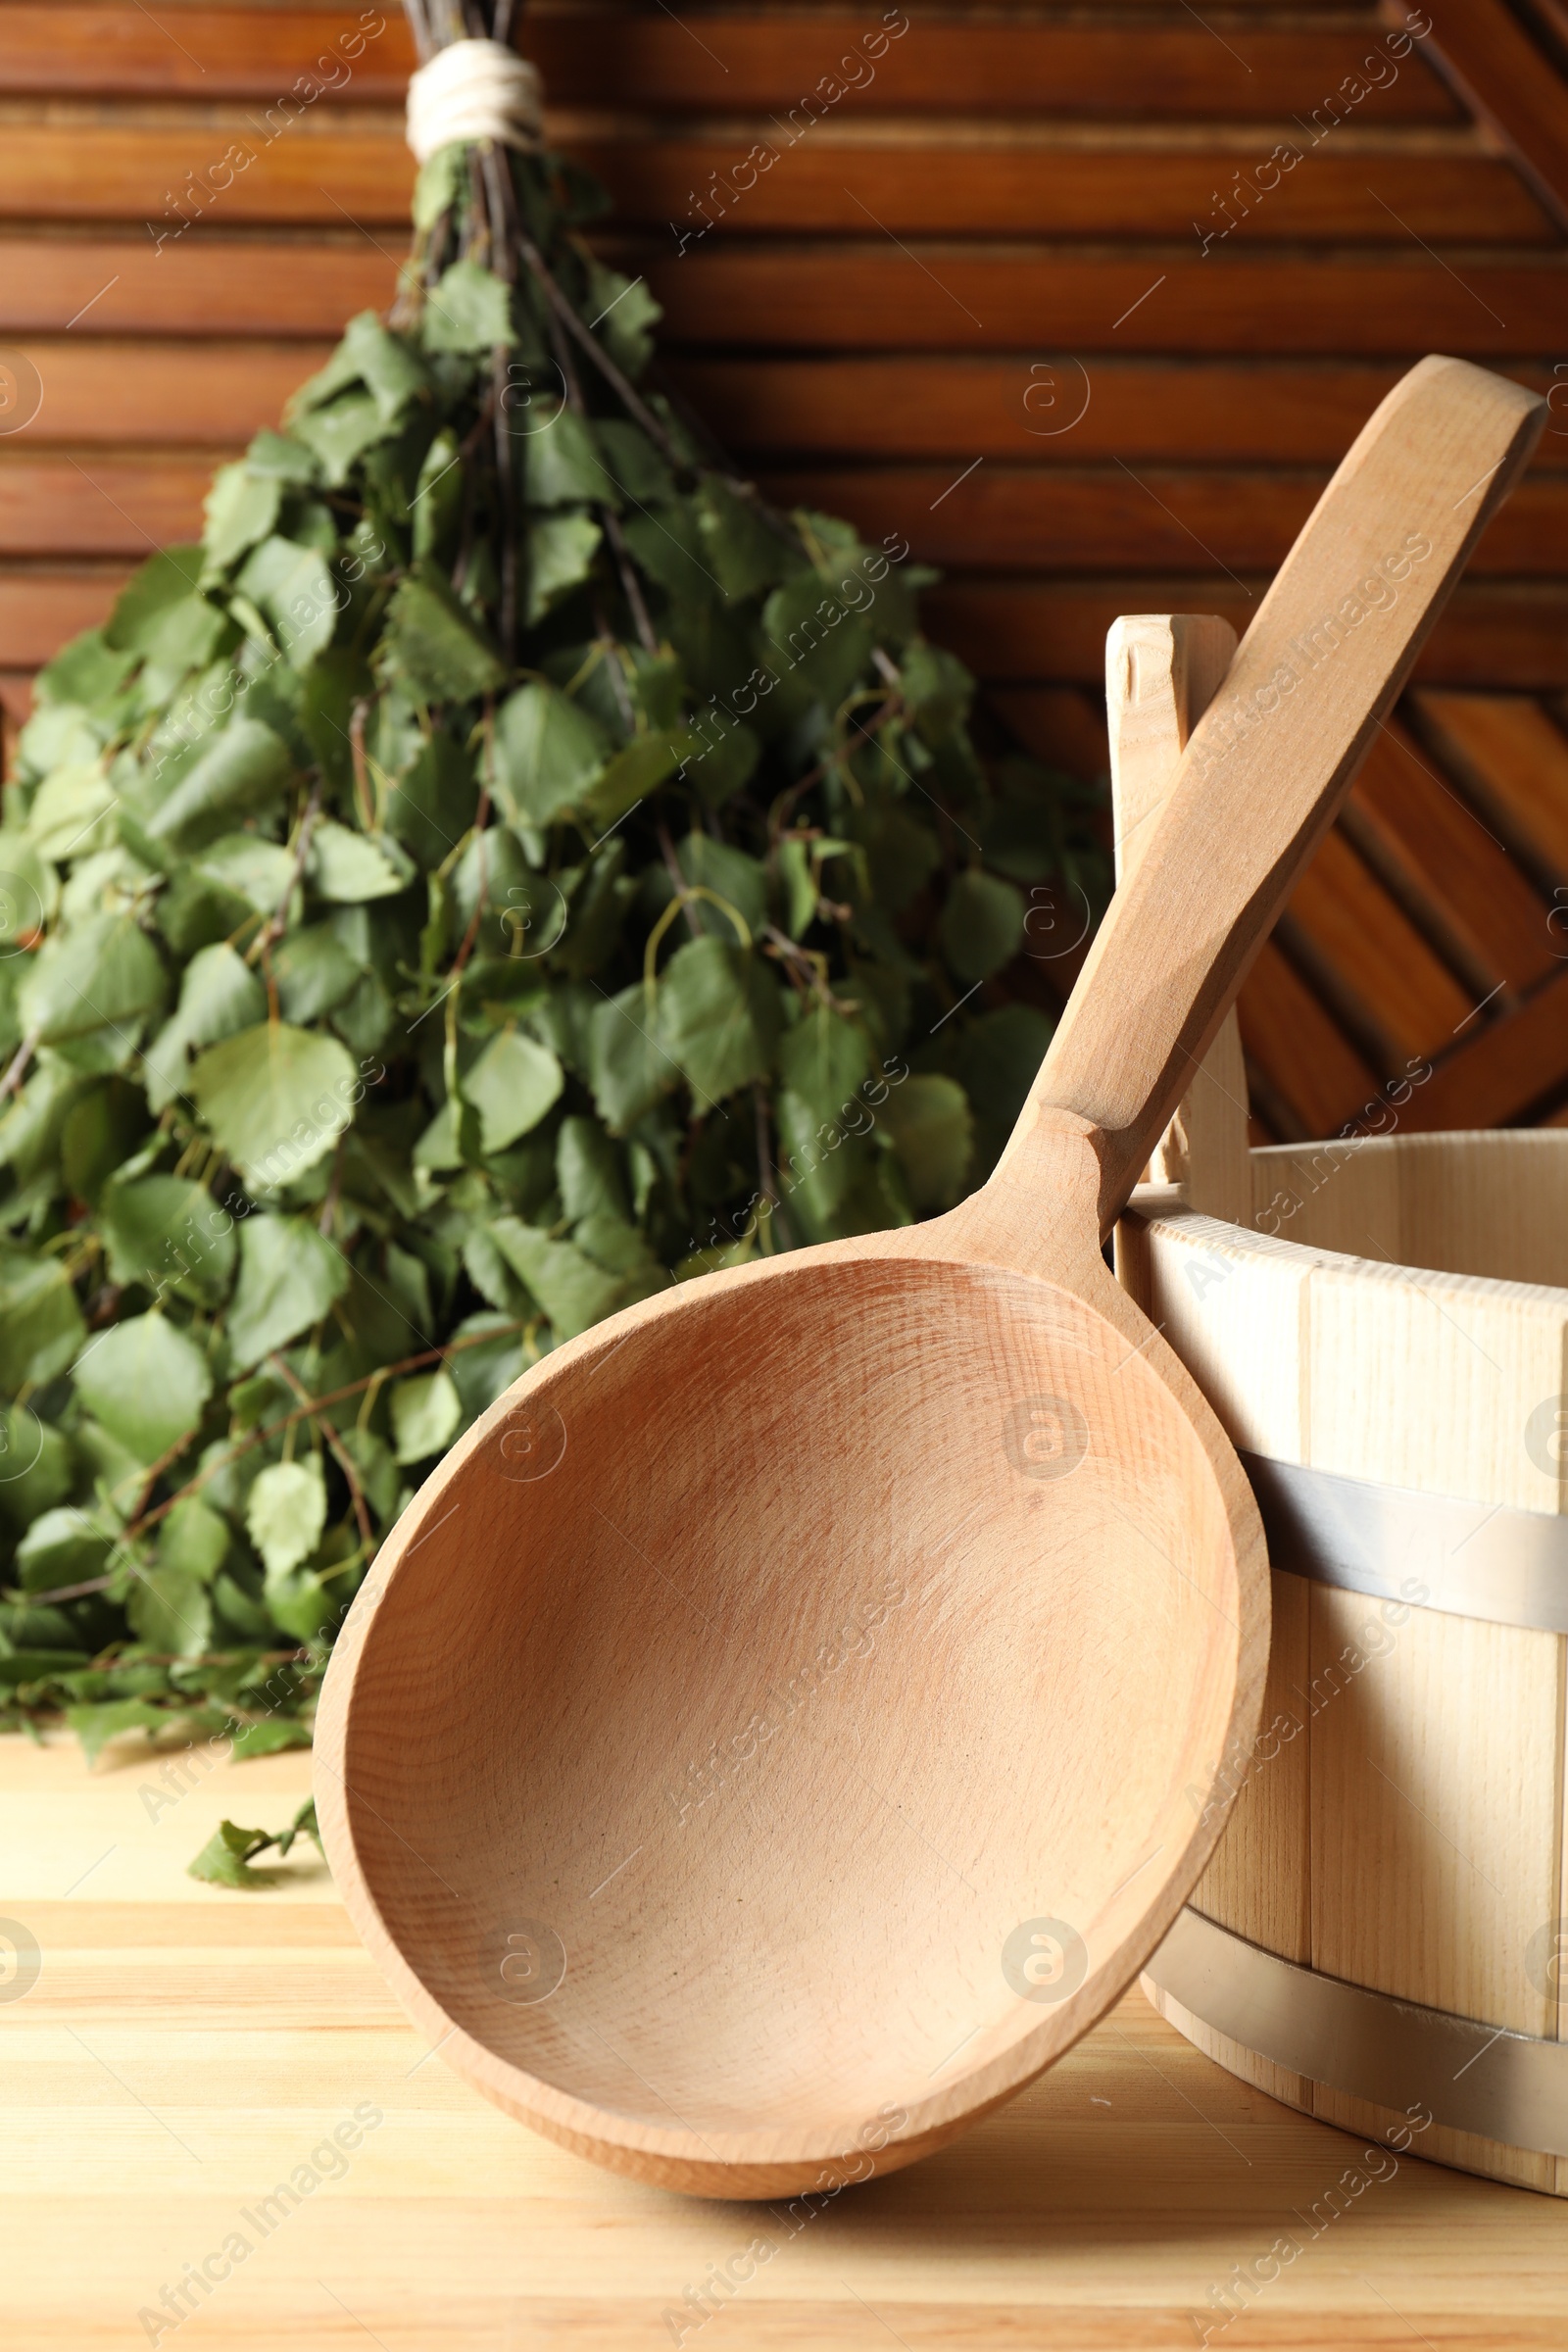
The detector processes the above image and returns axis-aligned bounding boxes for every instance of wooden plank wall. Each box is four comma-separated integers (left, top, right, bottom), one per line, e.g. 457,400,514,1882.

2,0,1567,1142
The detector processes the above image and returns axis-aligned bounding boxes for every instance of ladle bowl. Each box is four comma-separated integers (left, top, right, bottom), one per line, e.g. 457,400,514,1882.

317,1200,1250,2193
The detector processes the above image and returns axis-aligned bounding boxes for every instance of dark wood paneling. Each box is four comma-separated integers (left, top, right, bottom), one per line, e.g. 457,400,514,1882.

1414,692,1568,879
10,453,1567,573
923,581,1568,690
8,240,1561,354
1412,0,1568,231
672,358,1568,466
1400,967,1568,1127
0,5,414,99
759,466,1568,575
0,237,396,336
0,127,416,227
0,461,221,557
1281,827,1475,1061
14,348,1567,467
645,250,1568,355
3,341,333,442
0,571,132,666
1344,721,1559,994
585,142,1549,246
1238,938,1383,1138
0,10,1464,121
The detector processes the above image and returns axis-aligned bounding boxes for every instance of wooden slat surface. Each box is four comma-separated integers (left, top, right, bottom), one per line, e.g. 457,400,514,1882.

11,347,1568,468
1238,938,1383,1140
1280,828,1476,1064
0,126,417,228
923,582,1568,692
0,9,1467,119
760,467,1568,576
10,129,1544,245
0,237,397,337
645,250,1568,355
1400,965,1568,1128
2,239,1562,353
5,1733,1568,2349
11,455,1568,575
1414,0,1568,231
1342,722,1559,997
1414,693,1568,881
0,340,332,442
599,142,1553,245
674,357,1568,466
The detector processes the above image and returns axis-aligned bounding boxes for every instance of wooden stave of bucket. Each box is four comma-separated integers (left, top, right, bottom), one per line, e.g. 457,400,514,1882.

1121,1129,1568,2196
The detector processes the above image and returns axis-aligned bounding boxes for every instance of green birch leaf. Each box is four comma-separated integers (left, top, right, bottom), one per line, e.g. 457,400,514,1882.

126,1566,212,1658
234,538,339,665
524,411,617,509
20,911,166,1044
698,483,794,603
676,834,767,941
463,1029,564,1152
288,310,428,425
288,391,391,488
778,1004,872,1128
391,1368,462,1464
777,837,815,938
0,1253,87,1391
72,1313,213,1464
412,143,465,233
194,834,296,915
490,1217,623,1339
308,820,415,904
15,1506,112,1594
68,1697,184,1768
558,1115,628,1223
225,1212,352,1373
879,1073,973,1209
937,869,1026,984
523,512,602,622
186,1819,279,1886
144,716,294,846
160,1495,229,1586
203,464,282,571
494,681,611,823
226,1717,312,1763
0,834,55,948
580,731,683,828
580,257,661,375
596,419,675,505
105,548,226,670
587,985,676,1135
100,1174,236,1306
378,566,506,703
655,937,783,1104
424,259,516,353
142,942,268,1112
246,1455,326,1579
272,925,362,1023
27,763,116,861
188,1021,358,1190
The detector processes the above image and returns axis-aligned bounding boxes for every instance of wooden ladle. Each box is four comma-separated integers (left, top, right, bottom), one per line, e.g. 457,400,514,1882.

318,356,1543,2197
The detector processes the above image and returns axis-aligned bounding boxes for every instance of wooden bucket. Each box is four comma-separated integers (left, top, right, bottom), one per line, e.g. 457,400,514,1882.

1097,615,1568,2195
1122,1125,1568,2195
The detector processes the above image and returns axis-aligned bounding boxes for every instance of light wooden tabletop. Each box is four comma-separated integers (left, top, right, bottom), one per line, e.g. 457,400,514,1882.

4,1732,1565,2351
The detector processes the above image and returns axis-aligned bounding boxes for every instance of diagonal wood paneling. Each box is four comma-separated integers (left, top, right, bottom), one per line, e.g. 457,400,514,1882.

0,0,1566,1144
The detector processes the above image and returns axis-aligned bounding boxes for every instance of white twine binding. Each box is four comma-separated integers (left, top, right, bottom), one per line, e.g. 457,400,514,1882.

406,38,544,165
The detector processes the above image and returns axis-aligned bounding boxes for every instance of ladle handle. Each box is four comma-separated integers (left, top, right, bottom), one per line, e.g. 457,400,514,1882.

1018,354,1544,1239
